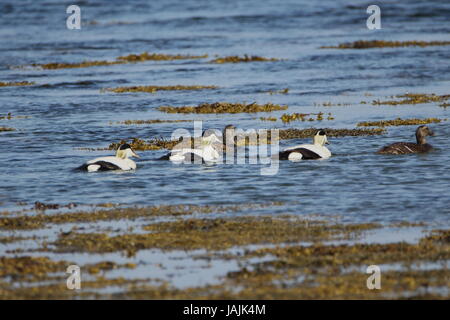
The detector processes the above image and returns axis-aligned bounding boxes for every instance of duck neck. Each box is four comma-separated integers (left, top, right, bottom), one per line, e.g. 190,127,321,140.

116,150,127,159
416,133,426,145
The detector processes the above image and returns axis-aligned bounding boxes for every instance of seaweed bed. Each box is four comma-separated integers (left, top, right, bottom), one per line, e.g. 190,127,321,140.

211,55,279,64
371,93,450,106
0,127,15,132
321,40,450,49
0,203,448,299
29,52,208,70
0,81,35,87
104,85,218,94
280,112,334,123
357,118,445,127
278,127,385,140
108,137,179,151
158,102,288,114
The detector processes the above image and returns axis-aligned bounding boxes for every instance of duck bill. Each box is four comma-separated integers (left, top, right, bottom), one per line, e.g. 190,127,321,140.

131,149,140,158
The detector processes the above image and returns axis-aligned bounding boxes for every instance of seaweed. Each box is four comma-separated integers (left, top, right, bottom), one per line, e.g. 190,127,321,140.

0,127,15,132
33,60,124,70
268,88,289,95
372,93,450,106
28,52,208,70
105,85,218,94
108,137,179,151
158,102,288,114
0,203,286,231
49,216,379,254
0,81,35,87
280,112,333,123
259,117,278,122
117,52,208,62
211,55,279,64
278,127,386,140
357,117,445,127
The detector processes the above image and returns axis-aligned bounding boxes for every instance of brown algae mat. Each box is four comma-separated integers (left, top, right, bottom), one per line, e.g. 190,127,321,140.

211,55,279,63
278,127,386,140
321,40,450,49
108,137,180,151
29,52,208,70
0,127,15,132
117,52,208,62
104,85,218,94
158,102,288,114
371,93,450,106
50,216,379,254
0,202,448,299
357,118,445,127
0,81,35,87
280,112,334,123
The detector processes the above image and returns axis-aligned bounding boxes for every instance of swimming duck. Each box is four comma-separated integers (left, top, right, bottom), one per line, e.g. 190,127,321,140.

164,130,222,163
159,126,236,163
377,125,434,155
78,143,140,172
278,129,331,161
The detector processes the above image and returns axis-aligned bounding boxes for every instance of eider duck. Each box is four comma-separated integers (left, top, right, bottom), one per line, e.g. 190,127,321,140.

377,125,434,155
161,129,222,163
77,144,140,172
278,129,331,161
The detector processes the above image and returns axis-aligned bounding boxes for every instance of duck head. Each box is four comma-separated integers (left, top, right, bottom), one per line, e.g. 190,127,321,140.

116,144,140,159
313,129,329,146
416,125,434,145
201,129,222,145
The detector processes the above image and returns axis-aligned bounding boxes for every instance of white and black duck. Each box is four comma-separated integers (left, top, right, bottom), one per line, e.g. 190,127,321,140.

77,143,140,172
278,129,331,161
159,126,236,163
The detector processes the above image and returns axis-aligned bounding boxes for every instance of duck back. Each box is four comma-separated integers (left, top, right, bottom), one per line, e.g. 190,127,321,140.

377,142,433,155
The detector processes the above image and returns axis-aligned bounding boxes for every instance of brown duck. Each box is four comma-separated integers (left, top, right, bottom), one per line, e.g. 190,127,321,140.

377,125,435,155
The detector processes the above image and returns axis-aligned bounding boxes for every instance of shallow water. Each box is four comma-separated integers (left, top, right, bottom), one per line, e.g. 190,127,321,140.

1,0,449,227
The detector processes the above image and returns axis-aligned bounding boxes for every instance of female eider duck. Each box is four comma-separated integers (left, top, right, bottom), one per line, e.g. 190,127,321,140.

78,144,140,172
278,129,331,161
377,125,434,155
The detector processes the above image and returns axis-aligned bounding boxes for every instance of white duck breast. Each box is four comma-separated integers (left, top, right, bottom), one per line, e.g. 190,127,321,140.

78,144,139,172
279,130,331,161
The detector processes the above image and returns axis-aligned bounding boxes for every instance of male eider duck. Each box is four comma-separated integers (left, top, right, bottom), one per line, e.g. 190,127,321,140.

162,129,222,163
278,129,331,161
78,144,140,172
377,125,434,155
